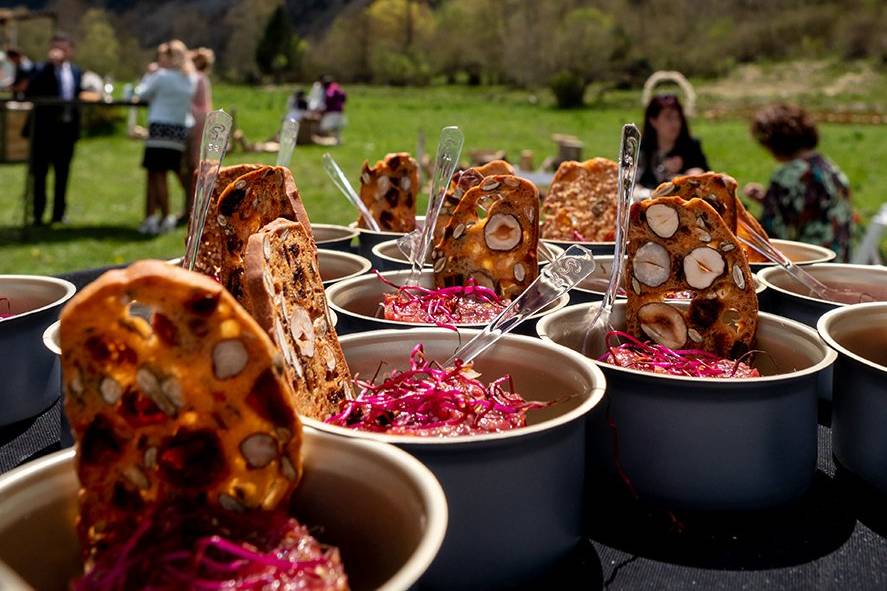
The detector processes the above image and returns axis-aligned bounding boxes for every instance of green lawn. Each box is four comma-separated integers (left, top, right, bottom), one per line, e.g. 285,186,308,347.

1,83,885,274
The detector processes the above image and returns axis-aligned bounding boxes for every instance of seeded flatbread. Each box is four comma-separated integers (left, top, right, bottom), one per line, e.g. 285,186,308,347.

625,196,758,358
542,158,619,242
243,218,353,421
60,260,302,561
357,152,419,232
194,163,264,279
651,172,770,263
432,174,539,299
435,160,516,243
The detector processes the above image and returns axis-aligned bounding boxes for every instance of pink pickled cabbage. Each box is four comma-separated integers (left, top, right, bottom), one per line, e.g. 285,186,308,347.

377,272,506,327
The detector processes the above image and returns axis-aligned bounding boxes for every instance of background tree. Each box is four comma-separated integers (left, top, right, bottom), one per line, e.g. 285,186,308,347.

76,9,121,77
256,4,304,83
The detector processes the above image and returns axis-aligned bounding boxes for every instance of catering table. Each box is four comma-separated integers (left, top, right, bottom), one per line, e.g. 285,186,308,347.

2,266,886,590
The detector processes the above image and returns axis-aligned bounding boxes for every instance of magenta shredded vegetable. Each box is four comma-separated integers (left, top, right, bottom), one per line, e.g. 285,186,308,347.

74,505,348,591
377,272,506,327
0,297,12,319
598,331,761,379
326,344,552,436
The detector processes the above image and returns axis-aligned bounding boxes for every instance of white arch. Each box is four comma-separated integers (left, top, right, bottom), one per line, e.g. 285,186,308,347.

641,71,697,117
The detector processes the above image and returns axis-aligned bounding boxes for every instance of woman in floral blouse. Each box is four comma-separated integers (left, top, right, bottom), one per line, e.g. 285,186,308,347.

744,104,853,262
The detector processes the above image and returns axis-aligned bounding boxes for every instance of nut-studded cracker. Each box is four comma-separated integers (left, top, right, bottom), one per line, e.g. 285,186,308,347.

244,218,352,420
214,166,312,309
59,260,302,560
357,152,419,232
651,172,770,263
625,196,758,358
194,163,264,279
542,158,618,242
435,160,516,243
432,175,539,299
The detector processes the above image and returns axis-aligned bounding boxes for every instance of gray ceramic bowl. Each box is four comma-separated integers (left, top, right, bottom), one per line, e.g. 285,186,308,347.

818,303,887,495
542,238,615,257
349,216,425,261
371,239,565,272
0,275,76,426
757,263,887,327
318,249,372,286
571,255,766,305
538,301,836,511
304,328,606,589
0,428,448,591
748,239,836,272
312,223,359,253
325,269,570,336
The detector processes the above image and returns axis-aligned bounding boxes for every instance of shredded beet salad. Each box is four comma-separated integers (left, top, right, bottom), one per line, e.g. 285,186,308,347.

326,344,552,436
377,272,506,327
599,331,761,378
73,504,348,591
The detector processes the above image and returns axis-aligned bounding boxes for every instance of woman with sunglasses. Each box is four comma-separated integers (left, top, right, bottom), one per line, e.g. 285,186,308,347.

637,94,710,189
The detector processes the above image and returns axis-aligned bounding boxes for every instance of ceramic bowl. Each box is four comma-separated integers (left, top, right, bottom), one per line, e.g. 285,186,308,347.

317,249,372,286
349,216,425,261
748,239,836,272
370,239,565,272
312,223,359,252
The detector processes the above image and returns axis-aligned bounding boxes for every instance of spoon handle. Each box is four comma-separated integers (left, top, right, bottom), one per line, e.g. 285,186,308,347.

603,124,641,312
276,117,299,167
406,126,464,282
182,109,233,271
322,153,381,232
445,245,596,366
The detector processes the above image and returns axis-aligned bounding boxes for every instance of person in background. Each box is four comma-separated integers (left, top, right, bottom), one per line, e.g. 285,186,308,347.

135,40,196,235
307,79,325,112
7,48,32,98
178,47,214,226
637,94,709,189
744,104,854,262
285,89,309,122
24,32,83,226
319,74,346,145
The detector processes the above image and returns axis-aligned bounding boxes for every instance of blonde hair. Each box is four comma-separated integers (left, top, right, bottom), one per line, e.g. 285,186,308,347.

161,39,193,74
191,47,215,73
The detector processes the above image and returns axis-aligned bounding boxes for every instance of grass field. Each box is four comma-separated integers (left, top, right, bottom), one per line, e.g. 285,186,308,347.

1,81,885,274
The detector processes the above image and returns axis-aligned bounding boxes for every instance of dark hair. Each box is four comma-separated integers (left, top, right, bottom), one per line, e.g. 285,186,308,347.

51,31,74,46
640,94,694,161
751,104,818,159
6,48,22,59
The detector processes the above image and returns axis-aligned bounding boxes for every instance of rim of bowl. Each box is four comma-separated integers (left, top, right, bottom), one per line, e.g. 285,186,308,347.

303,328,607,446
0,275,76,326
311,223,360,244
325,270,570,328
750,239,836,267
318,249,373,285
43,320,61,355
371,239,565,268
0,433,448,591
817,302,887,373
542,238,616,249
757,263,885,307
348,216,425,238
537,302,837,384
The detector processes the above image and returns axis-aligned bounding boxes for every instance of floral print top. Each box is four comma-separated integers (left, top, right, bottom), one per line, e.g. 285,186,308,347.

760,153,853,262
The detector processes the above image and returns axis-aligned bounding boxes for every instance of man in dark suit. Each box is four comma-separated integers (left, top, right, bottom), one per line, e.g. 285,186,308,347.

24,32,82,226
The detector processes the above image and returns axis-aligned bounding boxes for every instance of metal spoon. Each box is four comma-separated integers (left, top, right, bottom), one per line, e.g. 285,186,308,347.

182,109,233,271
737,216,873,303
322,153,381,232
276,117,299,167
581,124,641,358
398,126,464,286
444,245,597,365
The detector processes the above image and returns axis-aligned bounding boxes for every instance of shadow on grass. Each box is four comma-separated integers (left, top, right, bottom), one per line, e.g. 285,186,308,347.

0,223,149,246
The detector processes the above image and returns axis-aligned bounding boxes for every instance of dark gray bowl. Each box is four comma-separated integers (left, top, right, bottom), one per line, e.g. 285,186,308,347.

305,328,606,589
818,303,887,495
371,239,565,273
0,275,76,426
538,301,836,511
325,269,570,336
748,239,836,273
317,249,372,286
312,223,359,253
0,429,448,591
542,238,615,257
349,216,425,261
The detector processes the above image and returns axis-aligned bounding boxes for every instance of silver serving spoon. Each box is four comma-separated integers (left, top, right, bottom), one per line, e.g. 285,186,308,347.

276,117,299,167
397,126,464,286
322,153,381,232
581,124,641,358
444,245,597,365
182,109,233,271
737,217,873,303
